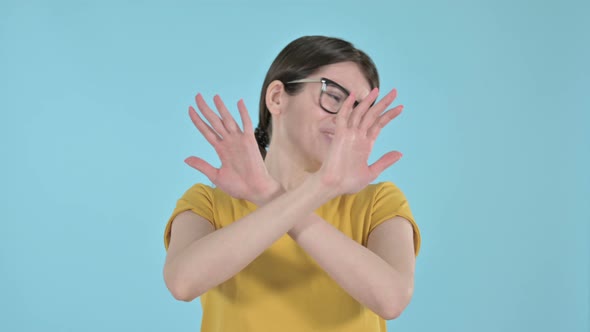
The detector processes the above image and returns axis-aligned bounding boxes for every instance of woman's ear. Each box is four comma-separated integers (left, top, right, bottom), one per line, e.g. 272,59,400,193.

265,80,286,115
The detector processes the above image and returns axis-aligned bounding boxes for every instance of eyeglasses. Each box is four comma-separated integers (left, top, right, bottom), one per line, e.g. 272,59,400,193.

285,77,360,114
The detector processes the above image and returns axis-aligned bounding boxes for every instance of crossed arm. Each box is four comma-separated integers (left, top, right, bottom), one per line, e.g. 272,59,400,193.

164,181,416,320
165,90,416,319
288,213,416,320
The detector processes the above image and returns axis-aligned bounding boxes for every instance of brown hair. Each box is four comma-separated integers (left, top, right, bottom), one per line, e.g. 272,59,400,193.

255,35,380,159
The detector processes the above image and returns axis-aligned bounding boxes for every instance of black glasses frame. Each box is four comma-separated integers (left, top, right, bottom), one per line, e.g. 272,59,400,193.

285,77,360,114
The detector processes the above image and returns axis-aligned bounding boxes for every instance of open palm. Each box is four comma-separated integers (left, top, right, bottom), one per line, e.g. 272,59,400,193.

184,94,277,203
318,88,404,195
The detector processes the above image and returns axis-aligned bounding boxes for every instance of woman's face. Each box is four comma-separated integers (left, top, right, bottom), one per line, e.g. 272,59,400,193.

277,61,372,169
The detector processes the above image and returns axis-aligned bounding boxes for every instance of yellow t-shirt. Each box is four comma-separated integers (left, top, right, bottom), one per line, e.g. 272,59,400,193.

164,181,421,332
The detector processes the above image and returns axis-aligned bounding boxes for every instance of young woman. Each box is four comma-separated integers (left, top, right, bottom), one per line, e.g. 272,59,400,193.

163,35,421,332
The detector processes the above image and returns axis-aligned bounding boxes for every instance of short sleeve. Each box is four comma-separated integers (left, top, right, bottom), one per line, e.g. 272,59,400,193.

163,183,216,251
370,181,421,256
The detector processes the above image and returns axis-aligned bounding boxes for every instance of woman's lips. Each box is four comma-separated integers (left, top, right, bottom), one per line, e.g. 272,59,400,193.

322,132,334,141
320,128,335,142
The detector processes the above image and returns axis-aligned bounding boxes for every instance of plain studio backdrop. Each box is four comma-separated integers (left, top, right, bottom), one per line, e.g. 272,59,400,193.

1,0,588,331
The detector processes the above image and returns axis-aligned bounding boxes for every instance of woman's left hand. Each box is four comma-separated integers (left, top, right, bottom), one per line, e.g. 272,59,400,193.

313,87,404,197
184,93,280,205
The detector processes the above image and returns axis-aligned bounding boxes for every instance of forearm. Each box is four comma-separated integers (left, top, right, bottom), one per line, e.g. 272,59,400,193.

287,215,413,320
169,175,334,301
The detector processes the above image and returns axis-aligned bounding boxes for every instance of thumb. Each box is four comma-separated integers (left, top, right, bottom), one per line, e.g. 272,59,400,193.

368,151,402,179
184,156,218,183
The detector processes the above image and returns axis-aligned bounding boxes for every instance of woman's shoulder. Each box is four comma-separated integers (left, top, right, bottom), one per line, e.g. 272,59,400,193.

368,180,398,189
181,182,214,195
327,181,401,208
185,182,239,195
176,182,218,206
357,181,401,198
182,182,254,208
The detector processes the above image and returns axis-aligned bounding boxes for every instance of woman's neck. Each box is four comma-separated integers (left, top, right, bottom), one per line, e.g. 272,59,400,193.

263,144,318,191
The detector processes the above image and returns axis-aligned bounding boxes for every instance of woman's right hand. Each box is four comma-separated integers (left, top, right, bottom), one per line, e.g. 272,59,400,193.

315,88,404,197
184,93,281,205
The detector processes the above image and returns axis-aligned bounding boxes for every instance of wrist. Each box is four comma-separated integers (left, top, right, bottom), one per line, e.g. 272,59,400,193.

288,215,316,240
306,173,340,202
251,180,284,206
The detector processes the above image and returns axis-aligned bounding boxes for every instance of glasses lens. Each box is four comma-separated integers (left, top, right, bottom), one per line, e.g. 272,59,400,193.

321,83,349,113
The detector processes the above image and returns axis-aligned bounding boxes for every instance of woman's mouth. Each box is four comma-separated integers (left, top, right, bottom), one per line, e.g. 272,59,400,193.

322,132,334,141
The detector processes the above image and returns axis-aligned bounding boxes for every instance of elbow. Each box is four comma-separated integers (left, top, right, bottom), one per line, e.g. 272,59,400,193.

378,286,414,320
379,305,403,321
163,266,202,302
168,282,198,302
